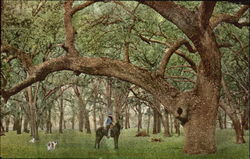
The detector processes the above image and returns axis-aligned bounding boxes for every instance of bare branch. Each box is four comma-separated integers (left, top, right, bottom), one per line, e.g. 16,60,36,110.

157,39,197,77
211,5,250,29
136,35,197,73
32,0,47,16
174,52,197,73
0,56,178,103
1,45,33,73
124,42,130,63
199,1,217,30
71,1,96,15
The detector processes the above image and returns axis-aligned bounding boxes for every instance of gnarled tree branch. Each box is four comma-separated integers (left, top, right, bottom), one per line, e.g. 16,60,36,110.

71,1,96,15
0,55,179,105
157,39,197,77
211,5,250,29
1,45,33,73
138,1,199,41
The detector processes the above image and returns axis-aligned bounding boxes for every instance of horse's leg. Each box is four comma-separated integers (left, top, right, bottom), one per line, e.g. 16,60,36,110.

97,135,104,149
114,136,119,149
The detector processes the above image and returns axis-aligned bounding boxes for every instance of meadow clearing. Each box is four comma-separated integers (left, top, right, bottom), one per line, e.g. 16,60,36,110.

1,128,249,159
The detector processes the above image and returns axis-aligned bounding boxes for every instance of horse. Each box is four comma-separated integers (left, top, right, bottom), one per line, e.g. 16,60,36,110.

95,116,123,149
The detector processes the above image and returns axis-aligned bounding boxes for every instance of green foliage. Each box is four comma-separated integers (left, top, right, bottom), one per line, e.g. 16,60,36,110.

1,129,249,159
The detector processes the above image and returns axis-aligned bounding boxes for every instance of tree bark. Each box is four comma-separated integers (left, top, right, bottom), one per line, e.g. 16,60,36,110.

220,78,246,143
27,86,39,141
71,113,75,130
78,108,84,132
153,108,161,134
84,110,91,134
220,100,245,144
23,114,29,133
92,80,99,132
161,109,171,137
146,108,151,135
16,116,22,134
99,108,104,127
46,108,52,134
241,107,249,130
136,105,143,133
64,120,67,129
93,100,97,132
73,85,91,134
105,78,112,114
5,117,10,132
218,110,224,129
59,95,64,133
170,114,173,134
174,119,180,136
224,113,227,129
125,105,130,129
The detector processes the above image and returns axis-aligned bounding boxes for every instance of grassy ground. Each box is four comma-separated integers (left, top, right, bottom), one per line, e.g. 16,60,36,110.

0,128,249,159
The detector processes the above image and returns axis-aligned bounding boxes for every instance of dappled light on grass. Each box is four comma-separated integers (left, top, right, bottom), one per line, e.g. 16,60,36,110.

1,129,249,159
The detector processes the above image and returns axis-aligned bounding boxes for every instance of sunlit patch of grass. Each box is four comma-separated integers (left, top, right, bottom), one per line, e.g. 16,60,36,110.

0,128,249,159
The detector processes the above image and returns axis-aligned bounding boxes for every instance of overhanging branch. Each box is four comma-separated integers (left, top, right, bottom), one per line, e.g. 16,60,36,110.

0,55,177,103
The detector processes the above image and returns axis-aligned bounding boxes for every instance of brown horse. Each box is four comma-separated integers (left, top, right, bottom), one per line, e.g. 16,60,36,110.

95,116,123,149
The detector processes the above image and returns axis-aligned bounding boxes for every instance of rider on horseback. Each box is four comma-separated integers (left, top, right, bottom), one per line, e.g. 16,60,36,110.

104,113,113,138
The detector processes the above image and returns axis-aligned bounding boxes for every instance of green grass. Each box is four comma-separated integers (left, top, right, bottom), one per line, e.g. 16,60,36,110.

0,128,249,159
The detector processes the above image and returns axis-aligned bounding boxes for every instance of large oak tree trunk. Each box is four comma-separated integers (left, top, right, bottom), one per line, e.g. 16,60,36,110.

179,29,221,154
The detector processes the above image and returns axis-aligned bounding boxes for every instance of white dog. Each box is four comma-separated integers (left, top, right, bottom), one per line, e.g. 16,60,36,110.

47,141,57,151
29,138,35,143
